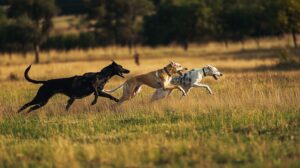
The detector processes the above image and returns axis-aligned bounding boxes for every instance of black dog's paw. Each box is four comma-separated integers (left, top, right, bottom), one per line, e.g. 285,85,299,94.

114,99,119,102
91,101,97,105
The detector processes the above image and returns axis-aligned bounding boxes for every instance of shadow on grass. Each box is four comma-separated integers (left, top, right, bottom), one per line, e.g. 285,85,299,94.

199,47,300,61
220,62,300,73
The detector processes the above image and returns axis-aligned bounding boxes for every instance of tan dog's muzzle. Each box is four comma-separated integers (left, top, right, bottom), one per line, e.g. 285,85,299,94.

177,68,188,76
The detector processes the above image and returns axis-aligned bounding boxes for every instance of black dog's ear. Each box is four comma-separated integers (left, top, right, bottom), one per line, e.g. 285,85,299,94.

111,59,116,64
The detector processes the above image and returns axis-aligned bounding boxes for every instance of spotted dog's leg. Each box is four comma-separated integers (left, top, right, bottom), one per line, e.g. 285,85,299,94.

193,83,212,94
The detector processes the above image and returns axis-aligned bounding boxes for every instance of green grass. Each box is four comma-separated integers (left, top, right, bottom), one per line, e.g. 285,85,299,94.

0,107,299,167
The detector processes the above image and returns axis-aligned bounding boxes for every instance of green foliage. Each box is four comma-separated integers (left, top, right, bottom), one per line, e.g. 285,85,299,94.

143,1,198,49
42,32,99,51
87,0,154,48
1,0,300,52
0,17,37,53
0,7,5,23
1,0,58,62
7,0,58,44
277,0,300,33
277,48,299,67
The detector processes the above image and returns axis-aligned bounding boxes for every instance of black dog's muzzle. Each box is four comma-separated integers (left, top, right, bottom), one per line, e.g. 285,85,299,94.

118,69,130,78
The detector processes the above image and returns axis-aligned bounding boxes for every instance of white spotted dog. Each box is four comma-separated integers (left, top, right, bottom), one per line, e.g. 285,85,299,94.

151,65,223,101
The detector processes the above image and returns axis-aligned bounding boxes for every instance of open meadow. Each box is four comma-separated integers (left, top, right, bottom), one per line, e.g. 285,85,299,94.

0,42,299,167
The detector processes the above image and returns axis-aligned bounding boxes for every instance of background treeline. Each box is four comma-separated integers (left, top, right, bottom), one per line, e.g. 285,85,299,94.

0,0,299,63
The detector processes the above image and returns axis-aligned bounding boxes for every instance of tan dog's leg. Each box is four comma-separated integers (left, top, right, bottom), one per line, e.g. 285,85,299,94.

117,80,141,105
151,89,172,102
117,83,132,105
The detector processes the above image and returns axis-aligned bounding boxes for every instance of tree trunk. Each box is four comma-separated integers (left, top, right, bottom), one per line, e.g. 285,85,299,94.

183,41,189,51
292,30,298,48
255,38,260,49
128,41,133,54
9,52,12,60
224,40,229,48
34,44,40,63
241,40,245,50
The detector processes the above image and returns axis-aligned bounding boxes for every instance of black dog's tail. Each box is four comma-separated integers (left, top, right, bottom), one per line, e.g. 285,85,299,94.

24,65,45,84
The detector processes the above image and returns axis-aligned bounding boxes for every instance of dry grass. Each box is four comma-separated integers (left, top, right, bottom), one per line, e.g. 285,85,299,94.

0,43,299,167
0,35,295,66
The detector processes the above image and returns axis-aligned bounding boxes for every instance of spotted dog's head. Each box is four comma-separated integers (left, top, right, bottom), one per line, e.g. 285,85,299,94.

164,61,188,76
204,65,223,80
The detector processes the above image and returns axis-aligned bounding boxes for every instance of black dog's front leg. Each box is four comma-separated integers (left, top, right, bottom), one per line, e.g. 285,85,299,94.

91,86,99,105
98,91,119,102
66,98,75,110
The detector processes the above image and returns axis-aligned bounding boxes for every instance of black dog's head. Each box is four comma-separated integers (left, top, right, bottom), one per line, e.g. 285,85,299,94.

108,61,130,78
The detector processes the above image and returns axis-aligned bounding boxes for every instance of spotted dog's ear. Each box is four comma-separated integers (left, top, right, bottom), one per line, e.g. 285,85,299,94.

207,65,213,70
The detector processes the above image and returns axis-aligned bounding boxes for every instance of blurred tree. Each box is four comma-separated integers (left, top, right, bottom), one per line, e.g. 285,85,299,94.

195,0,223,44
143,1,198,50
278,0,300,48
0,7,5,21
0,18,36,57
87,0,154,52
2,0,297,53
218,0,254,46
7,0,58,63
211,0,284,48
121,0,154,53
55,0,88,15
0,7,7,54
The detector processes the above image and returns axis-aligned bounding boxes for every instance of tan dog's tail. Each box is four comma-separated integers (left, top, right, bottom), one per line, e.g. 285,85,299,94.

104,84,124,93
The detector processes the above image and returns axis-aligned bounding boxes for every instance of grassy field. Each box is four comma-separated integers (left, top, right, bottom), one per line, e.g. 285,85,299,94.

0,43,299,167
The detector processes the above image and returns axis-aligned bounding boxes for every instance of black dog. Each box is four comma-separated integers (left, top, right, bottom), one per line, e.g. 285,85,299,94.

18,61,130,113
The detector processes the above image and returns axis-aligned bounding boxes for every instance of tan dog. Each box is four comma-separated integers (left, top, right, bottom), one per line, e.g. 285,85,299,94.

105,62,187,105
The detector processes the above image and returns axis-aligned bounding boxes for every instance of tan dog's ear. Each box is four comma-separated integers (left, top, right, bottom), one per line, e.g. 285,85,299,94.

170,61,176,66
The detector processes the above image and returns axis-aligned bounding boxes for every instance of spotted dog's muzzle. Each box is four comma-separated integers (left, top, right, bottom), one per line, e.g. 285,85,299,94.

213,72,223,80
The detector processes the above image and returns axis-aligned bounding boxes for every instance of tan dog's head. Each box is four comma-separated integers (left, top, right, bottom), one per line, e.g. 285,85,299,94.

165,61,187,76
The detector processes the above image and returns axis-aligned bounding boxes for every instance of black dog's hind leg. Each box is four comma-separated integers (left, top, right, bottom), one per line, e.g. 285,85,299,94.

66,98,75,111
98,91,119,102
27,101,48,113
18,88,48,113
26,94,53,113
20,86,54,113
18,101,36,113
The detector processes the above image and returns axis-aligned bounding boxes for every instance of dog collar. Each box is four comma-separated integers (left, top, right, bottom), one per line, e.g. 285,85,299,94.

163,67,172,77
202,68,207,77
